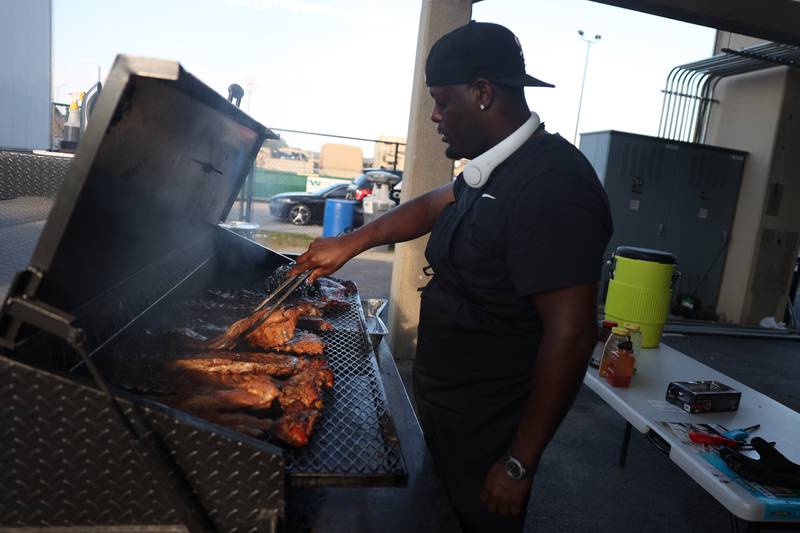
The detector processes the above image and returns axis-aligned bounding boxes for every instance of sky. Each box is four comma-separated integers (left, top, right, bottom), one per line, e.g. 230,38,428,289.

53,0,716,156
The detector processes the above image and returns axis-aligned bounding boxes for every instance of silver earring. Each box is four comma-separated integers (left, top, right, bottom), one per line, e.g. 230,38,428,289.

480,104,486,110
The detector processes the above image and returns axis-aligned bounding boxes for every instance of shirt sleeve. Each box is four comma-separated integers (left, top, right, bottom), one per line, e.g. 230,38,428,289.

506,171,612,297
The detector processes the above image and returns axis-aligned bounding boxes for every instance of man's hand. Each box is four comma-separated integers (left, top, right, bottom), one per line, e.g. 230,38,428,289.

479,458,532,517
288,233,363,282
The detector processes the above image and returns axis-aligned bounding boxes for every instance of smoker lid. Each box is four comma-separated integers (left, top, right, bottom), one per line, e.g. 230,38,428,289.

8,55,276,324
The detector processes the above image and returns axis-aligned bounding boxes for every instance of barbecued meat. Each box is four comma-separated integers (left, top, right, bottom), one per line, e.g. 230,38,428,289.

272,331,326,356
199,412,275,438
168,376,281,411
278,360,335,410
195,405,321,446
166,352,303,378
297,316,334,332
316,277,355,299
272,408,321,447
208,302,324,351
207,304,291,350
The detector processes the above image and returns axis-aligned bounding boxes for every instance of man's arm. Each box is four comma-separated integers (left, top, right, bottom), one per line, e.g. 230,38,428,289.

480,283,598,516
289,182,454,281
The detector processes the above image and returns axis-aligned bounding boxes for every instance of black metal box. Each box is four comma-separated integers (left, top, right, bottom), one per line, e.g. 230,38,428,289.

666,380,741,414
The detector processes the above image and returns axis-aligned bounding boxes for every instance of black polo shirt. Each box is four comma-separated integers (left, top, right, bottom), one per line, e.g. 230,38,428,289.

412,129,612,533
416,129,612,390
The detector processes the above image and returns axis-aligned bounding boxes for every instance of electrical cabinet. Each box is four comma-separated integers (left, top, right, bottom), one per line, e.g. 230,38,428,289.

580,130,746,309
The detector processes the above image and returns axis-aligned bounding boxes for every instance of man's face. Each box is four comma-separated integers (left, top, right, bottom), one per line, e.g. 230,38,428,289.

429,84,483,160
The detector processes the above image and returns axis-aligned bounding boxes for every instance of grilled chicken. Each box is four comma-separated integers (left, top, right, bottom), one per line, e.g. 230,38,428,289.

296,316,334,332
208,303,324,351
272,331,326,357
278,360,335,410
272,408,321,447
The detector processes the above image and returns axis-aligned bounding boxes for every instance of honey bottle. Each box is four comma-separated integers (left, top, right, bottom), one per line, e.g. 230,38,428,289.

606,339,636,388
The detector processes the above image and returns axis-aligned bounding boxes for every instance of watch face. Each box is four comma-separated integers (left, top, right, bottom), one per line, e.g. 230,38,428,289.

505,457,524,480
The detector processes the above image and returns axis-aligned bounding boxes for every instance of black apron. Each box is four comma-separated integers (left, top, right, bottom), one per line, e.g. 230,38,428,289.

413,180,538,533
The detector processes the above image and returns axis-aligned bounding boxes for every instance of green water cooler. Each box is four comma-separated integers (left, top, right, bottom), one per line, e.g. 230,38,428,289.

605,246,678,348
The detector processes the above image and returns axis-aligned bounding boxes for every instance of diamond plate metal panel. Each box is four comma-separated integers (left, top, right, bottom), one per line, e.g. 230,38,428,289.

0,150,70,301
0,150,70,201
0,355,284,532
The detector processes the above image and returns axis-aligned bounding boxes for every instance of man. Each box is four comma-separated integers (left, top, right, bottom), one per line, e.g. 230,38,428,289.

290,21,612,532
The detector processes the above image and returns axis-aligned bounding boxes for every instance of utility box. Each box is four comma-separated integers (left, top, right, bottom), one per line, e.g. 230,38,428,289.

580,130,746,311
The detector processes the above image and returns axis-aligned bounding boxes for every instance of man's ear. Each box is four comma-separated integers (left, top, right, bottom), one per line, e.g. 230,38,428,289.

470,79,495,111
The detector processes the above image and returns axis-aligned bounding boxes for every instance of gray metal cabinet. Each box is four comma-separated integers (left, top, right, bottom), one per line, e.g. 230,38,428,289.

580,130,746,308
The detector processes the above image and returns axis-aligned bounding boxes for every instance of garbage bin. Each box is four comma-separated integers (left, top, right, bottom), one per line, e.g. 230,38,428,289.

323,199,356,237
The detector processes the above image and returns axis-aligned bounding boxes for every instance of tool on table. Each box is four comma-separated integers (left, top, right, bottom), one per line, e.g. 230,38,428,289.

721,424,760,442
688,429,743,447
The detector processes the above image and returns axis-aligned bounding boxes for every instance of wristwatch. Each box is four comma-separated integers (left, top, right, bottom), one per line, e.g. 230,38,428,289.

504,454,532,480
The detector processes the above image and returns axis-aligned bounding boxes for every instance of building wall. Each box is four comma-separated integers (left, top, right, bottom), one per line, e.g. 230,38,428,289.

713,31,766,54
0,0,51,150
319,143,363,178
373,135,406,171
256,146,315,175
709,66,800,323
757,68,800,322
387,0,471,360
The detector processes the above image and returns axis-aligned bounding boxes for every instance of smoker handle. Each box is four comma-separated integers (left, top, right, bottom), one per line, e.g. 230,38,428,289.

68,334,219,533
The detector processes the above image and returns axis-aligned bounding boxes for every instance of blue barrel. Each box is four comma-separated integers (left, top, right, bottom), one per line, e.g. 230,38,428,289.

323,199,356,237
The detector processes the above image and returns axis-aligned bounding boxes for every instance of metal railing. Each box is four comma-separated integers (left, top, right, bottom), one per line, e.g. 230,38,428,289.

49,102,402,239
229,128,406,234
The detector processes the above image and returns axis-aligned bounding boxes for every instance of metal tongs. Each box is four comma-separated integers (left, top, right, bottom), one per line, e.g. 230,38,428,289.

236,268,314,340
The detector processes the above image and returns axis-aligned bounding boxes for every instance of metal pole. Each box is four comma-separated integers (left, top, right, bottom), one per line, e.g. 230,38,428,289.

573,31,601,146
393,143,399,171
245,90,255,222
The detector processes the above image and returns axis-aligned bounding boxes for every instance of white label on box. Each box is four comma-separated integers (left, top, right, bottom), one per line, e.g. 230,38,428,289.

629,199,640,211
647,400,685,413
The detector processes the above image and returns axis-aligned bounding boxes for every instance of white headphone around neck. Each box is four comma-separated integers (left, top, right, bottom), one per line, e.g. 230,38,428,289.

462,112,541,188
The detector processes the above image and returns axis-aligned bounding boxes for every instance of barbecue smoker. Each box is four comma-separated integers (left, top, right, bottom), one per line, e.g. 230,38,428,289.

0,56,406,532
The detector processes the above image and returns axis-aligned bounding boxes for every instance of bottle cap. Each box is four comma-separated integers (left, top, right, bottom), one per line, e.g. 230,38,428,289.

602,320,618,328
611,326,629,336
624,323,640,332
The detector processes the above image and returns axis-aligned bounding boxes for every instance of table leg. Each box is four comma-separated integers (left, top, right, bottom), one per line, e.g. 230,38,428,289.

730,514,762,533
618,422,632,467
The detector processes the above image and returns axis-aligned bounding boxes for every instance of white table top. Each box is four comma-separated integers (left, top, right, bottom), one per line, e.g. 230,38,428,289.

584,341,800,522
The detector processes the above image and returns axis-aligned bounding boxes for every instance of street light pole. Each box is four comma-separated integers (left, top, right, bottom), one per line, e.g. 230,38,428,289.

573,30,601,145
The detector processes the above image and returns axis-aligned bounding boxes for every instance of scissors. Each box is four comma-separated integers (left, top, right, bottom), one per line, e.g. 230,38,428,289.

721,424,760,442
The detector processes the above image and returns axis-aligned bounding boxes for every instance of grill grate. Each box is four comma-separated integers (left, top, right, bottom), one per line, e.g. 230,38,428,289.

107,281,406,486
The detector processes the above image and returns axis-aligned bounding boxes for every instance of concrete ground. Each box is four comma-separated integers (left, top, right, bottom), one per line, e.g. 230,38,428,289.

325,250,800,533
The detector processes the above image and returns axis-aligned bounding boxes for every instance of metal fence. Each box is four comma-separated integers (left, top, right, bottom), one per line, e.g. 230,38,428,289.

227,128,405,246
52,103,69,151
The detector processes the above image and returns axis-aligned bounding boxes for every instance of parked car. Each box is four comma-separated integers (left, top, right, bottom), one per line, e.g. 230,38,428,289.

269,182,349,225
347,169,403,226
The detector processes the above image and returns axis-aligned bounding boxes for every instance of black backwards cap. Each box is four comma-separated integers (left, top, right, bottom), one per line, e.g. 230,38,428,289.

425,21,554,88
